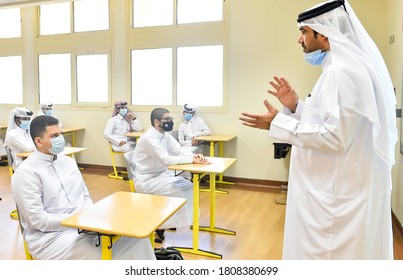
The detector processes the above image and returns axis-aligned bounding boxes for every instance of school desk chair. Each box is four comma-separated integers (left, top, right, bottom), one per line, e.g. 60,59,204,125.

5,146,18,219
16,205,34,260
107,142,128,180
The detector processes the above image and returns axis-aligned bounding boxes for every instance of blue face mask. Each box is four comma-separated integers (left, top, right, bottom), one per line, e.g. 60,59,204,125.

19,120,30,131
184,113,193,121
45,110,53,116
304,49,327,66
48,135,66,155
119,109,128,117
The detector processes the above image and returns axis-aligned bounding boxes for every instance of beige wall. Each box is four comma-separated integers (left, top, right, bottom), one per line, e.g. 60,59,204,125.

0,0,402,222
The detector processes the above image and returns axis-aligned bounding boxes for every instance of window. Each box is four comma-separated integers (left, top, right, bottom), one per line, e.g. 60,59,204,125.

177,0,223,24
132,0,173,28
76,54,109,103
0,56,23,104
38,54,72,105
177,45,223,106
38,53,109,106
0,8,21,38
131,48,172,105
130,0,227,109
39,0,109,35
74,0,109,32
39,2,70,35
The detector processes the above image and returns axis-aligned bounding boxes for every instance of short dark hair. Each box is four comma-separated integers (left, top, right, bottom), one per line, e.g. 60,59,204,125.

150,108,169,127
30,115,59,143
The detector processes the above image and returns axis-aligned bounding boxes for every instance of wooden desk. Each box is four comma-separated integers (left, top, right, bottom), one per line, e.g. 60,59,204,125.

62,127,85,147
61,191,186,260
17,147,88,158
168,157,237,259
0,125,6,131
123,131,144,141
195,134,237,189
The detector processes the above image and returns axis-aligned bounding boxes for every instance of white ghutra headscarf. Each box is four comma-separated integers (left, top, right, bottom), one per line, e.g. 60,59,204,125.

298,0,398,168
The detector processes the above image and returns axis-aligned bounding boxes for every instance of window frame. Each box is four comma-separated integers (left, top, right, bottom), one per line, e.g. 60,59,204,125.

128,0,229,113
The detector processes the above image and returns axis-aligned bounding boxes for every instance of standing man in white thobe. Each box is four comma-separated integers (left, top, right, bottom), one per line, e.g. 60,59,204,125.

240,0,397,259
4,107,35,171
104,100,143,153
131,107,210,243
12,115,155,260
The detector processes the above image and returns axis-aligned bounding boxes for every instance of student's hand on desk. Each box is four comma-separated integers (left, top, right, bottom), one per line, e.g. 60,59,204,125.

192,154,211,165
119,141,127,146
191,138,199,146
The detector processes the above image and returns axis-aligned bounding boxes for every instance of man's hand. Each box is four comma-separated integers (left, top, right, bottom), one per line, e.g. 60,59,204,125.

239,100,279,130
119,141,126,146
127,112,136,120
267,76,299,113
192,154,211,165
191,137,199,146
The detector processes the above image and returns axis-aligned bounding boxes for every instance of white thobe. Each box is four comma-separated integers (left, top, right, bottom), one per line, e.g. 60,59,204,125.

5,126,35,171
132,127,194,229
178,115,211,155
12,150,155,260
104,114,142,153
269,55,393,259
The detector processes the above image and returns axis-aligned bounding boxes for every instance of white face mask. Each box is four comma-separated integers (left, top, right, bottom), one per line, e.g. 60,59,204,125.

48,135,66,155
119,108,128,117
19,120,30,131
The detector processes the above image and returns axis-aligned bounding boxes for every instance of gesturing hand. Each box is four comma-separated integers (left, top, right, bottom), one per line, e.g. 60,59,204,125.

267,76,299,113
239,100,279,130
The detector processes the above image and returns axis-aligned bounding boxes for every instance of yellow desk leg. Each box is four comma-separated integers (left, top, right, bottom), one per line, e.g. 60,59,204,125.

174,173,222,259
71,132,76,147
216,142,235,185
149,233,155,248
101,235,121,260
202,141,230,194
199,173,236,236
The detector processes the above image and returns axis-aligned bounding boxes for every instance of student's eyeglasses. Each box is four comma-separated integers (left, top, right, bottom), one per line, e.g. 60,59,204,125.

159,117,173,122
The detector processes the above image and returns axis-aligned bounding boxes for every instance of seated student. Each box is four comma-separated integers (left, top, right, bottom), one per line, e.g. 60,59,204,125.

178,103,211,155
4,107,35,171
104,100,142,153
37,102,72,147
131,107,210,243
11,115,155,260
37,102,63,128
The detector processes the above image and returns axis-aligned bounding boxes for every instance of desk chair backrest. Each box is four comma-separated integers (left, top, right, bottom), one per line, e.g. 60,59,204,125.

123,151,136,192
170,130,179,142
16,205,34,260
5,145,14,176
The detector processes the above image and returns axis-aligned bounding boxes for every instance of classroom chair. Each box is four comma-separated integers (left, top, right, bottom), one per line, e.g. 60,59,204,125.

123,150,136,193
5,145,14,177
5,146,18,220
16,205,34,260
107,143,128,180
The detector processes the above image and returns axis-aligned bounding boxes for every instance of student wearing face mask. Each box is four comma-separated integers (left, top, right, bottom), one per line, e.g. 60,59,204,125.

131,107,211,243
178,103,211,155
104,100,143,153
37,102,63,128
11,115,155,260
4,107,35,171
